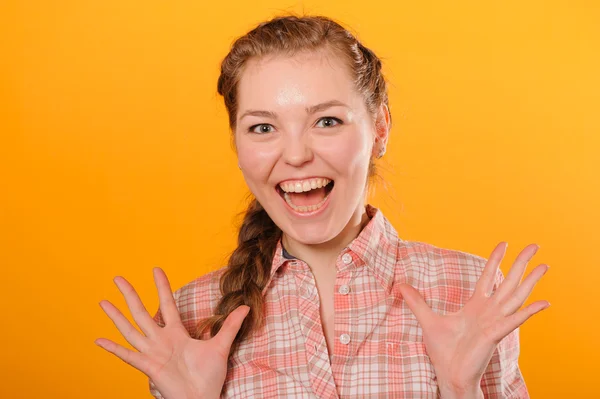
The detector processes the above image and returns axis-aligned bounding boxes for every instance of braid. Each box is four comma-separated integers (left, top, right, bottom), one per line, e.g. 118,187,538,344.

205,14,391,355
196,199,281,351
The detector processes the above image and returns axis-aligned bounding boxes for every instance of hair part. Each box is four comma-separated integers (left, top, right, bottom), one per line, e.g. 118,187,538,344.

198,14,391,352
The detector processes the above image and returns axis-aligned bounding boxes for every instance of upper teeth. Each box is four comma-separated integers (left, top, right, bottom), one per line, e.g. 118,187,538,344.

279,178,331,193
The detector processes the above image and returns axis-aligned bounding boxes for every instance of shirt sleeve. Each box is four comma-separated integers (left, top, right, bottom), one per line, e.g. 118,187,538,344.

479,269,530,398
149,378,164,399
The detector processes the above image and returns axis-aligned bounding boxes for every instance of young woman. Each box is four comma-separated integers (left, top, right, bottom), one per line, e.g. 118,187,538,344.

95,15,550,399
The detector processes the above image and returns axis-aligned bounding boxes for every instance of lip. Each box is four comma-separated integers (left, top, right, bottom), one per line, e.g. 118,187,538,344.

276,176,333,186
276,183,334,217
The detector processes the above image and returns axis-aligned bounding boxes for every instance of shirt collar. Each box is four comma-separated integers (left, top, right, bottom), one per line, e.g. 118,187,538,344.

267,239,288,292
347,204,401,294
266,204,403,294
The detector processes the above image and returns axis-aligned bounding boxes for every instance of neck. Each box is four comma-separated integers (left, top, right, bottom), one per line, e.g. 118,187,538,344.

282,204,371,270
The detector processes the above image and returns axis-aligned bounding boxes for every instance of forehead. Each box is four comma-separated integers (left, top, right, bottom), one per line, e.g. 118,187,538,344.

237,50,361,113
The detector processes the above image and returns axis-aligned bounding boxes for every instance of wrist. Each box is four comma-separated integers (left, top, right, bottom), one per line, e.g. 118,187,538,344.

438,380,484,399
162,388,211,399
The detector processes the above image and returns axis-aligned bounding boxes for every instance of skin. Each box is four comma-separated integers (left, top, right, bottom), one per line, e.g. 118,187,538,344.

234,49,390,354
235,49,390,264
95,268,249,399
95,48,550,399
399,242,549,397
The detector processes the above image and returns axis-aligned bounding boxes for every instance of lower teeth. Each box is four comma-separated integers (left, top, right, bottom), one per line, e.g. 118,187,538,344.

283,192,329,213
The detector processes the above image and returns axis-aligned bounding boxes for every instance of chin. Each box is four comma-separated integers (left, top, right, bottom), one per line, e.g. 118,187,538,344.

285,225,336,245
255,179,362,247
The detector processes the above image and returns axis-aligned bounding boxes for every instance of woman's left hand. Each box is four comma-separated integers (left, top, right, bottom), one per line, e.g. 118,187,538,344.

397,242,550,398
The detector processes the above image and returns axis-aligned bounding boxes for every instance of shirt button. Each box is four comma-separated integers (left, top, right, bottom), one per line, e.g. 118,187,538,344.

339,334,351,345
338,284,350,295
341,253,353,264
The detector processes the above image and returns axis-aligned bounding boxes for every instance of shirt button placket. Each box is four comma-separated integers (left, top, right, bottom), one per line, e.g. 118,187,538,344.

341,253,352,265
339,333,351,345
337,253,353,358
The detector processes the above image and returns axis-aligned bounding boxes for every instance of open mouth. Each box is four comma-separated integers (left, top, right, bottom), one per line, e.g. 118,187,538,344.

276,178,334,213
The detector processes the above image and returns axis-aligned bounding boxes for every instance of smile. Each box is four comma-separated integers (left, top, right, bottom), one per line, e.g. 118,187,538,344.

276,177,334,214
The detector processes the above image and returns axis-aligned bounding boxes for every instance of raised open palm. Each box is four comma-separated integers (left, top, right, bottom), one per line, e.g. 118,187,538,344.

95,267,249,399
398,242,550,394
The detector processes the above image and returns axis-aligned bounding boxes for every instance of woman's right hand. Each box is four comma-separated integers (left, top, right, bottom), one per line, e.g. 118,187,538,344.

95,267,249,399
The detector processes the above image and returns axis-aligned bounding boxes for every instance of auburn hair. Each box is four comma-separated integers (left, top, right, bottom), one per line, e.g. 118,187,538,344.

196,14,391,352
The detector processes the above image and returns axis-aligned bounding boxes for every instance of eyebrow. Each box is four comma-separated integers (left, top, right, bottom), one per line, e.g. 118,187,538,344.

238,100,350,121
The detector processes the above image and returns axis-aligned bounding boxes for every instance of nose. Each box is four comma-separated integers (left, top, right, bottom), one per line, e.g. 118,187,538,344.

281,134,314,167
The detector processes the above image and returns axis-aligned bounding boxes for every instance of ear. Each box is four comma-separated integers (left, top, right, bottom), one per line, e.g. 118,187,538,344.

372,103,391,158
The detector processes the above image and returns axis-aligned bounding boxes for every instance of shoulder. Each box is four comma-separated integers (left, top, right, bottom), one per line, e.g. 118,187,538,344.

398,239,489,275
152,267,226,334
396,240,502,308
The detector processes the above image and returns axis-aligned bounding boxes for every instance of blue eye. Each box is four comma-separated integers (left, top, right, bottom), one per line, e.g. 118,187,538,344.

249,117,342,133
316,117,342,128
249,124,274,134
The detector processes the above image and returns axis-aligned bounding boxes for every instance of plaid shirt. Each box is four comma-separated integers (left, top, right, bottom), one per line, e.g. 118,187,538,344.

150,205,529,398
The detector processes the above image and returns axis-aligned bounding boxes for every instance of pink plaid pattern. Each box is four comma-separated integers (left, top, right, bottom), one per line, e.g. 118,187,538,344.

150,205,529,398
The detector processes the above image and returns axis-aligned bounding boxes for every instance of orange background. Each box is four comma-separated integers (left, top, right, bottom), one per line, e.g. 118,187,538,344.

1,0,598,397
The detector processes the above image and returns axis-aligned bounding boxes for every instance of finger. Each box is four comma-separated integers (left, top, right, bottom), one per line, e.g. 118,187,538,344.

475,242,507,297
501,264,549,315
99,300,150,352
153,267,182,326
95,338,151,376
397,284,435,330
493,300,550,341
213,305,250,354
494,244,539,303
113,276,159,337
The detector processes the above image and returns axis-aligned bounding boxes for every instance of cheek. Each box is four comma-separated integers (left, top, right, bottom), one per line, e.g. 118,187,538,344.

320,130,373,174
237,141,279,183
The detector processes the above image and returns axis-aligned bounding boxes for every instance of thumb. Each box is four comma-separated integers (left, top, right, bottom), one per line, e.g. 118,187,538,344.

397,283,435,330
213,305,250,352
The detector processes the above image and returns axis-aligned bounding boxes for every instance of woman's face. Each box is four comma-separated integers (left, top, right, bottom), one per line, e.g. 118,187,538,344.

234,50,388,246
